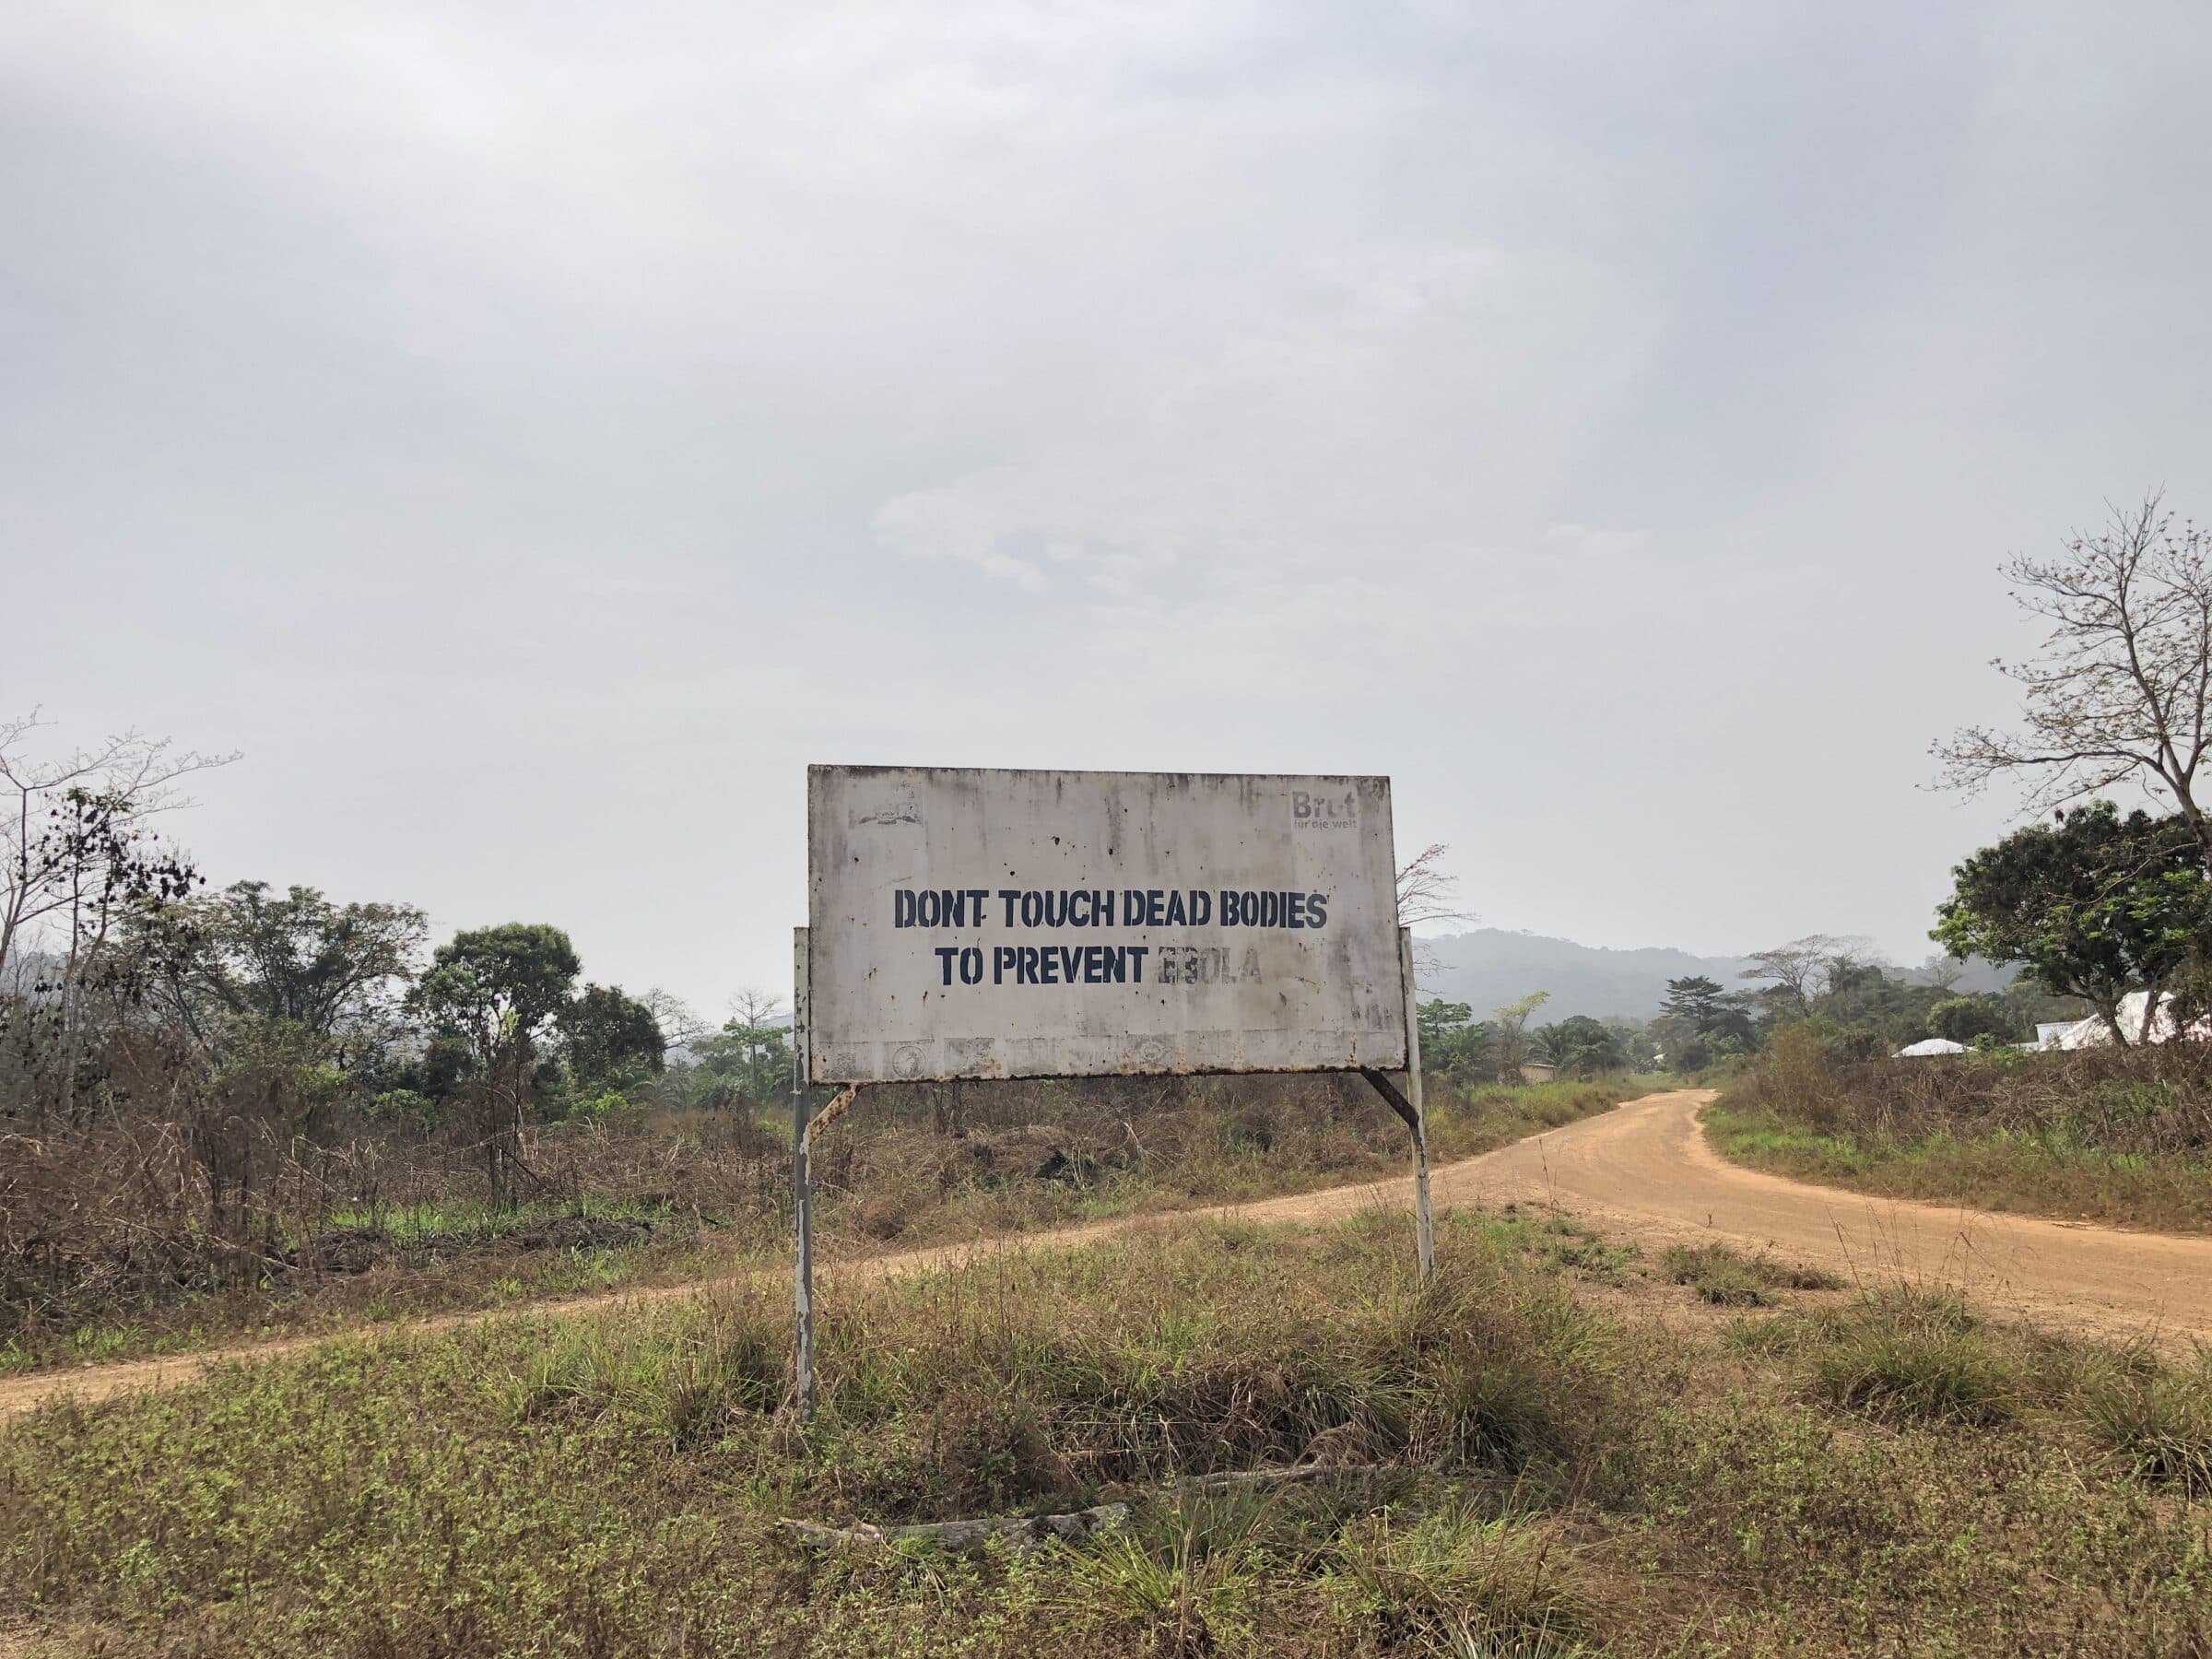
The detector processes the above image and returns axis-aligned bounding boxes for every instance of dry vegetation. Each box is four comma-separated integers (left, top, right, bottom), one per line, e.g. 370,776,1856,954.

4,1213,2208,1656
1705,1030,2212,1233
2,1068,1651,1375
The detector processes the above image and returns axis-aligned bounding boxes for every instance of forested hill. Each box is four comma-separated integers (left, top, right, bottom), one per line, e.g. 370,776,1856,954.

1413,929,2019,1021
1414,931,1754,1020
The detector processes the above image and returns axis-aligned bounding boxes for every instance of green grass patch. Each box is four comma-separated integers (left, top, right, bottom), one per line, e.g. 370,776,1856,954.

6,1210,2212,1654
1705,1053,2212,1234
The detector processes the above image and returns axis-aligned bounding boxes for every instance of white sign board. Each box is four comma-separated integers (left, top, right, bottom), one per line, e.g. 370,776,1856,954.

806,766,1406,1083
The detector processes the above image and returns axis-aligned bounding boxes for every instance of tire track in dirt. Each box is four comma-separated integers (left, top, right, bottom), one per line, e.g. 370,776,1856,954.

7,1088,2209,1422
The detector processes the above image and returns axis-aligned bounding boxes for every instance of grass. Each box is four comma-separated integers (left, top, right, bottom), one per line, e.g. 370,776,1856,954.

1,1076,1659,1379
1704,1040,2212,1234
5,1209,2212,1655
1661,1242,1844,1307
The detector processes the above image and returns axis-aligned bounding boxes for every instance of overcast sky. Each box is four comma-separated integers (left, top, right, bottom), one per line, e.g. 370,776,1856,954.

7,1,2211,1015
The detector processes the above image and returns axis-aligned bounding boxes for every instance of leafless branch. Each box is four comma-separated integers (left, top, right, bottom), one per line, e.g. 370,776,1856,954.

1394,842,1474,930
1934,493,2212,856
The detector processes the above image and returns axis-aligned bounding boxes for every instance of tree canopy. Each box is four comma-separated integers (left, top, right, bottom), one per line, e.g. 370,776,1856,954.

412,923,582,1063
185,882,425,1039
560,982,666,1090
1932,802,2211,1044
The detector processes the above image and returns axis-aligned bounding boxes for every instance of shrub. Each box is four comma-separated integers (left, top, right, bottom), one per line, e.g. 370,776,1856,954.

1807,1290,2018,1425
2077,1353,2212,1495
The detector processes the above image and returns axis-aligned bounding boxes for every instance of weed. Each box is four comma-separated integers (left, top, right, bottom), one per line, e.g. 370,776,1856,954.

1805,1289,2017,1424
2077,1352,2212,1495
1663,1243,1843,1306
1324,1506,1591,1658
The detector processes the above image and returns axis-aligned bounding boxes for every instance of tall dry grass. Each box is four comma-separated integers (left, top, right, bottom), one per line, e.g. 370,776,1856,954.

1708,1030,2212,1230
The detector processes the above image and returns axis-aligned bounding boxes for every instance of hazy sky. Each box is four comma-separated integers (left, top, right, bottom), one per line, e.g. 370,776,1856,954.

8,2,2211,1015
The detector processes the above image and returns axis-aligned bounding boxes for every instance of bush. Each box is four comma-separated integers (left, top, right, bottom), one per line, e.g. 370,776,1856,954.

1807,1290,2018,1425
1709,1037,2212,1231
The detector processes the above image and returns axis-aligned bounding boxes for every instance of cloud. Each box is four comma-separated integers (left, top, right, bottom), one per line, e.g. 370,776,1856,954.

6,0,2212,1008
873,487,1049,590
1542,524,1650,557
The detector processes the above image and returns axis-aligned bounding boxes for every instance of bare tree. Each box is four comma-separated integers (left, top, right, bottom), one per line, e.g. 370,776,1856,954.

1394,842,1476,983
1739,934,1874,1019
640,986,710,1047
1394,842,1472,930
1912,956,1967,993
727,987,786,1030
1491,990,1549,1080
1,712,235,982
2,715,234,1124
1935,494,2212,858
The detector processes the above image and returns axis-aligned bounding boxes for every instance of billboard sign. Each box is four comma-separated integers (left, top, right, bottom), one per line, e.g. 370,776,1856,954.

805,766,1406,1083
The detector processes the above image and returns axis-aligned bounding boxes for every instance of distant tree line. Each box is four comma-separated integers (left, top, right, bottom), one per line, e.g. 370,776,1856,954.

1,713,800,1212
1409,933,2081,1084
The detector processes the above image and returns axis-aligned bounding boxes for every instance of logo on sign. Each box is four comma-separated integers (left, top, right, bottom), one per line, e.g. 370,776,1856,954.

1291,789,1358,830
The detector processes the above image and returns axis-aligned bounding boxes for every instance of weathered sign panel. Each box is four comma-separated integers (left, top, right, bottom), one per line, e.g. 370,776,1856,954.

806,766,1406,1083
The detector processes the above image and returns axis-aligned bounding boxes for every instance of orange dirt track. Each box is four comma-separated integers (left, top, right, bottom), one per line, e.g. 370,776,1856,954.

6,1088,2210,1422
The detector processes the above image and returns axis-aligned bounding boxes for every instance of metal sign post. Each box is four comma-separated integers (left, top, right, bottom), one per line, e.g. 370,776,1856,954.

1354,925,1434,1282
792,926,816,1422
1399,924,1435,1280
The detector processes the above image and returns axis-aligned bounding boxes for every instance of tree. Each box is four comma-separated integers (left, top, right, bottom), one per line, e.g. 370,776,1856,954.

1395,843,1473,978
411,924,583,1204
638,987,710,1047
0,717,229,1126
1931,802,2211,1045
1394,844,1471,930
1929,994,2018,1046
0,712,232,986
150,882,426,1056
1604,1016,1660,1071
1415,998,1494,1083
412,924,582,1067
1531,1016,1623,1077
1654,974,1758,1070
1740,935,1874,1020
1490,990,1549,1080
560,983,665,1092
1661,976,1729,1033
1913,957,1968,992
1936,495,2212,861
691,988,792,1105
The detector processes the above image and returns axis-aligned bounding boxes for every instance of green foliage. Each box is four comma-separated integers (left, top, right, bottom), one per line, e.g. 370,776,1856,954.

559,982,665,1091
412,922,582,1063
1933,801,2212,1042
1528,1016,1623,1077
1416,998,1496,1083
690,1015,794,1105
160,880,427,1042
1929,993,2018,1045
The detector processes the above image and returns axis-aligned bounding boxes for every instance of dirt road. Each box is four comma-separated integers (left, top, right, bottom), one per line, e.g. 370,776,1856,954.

6,1088,2209,1422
